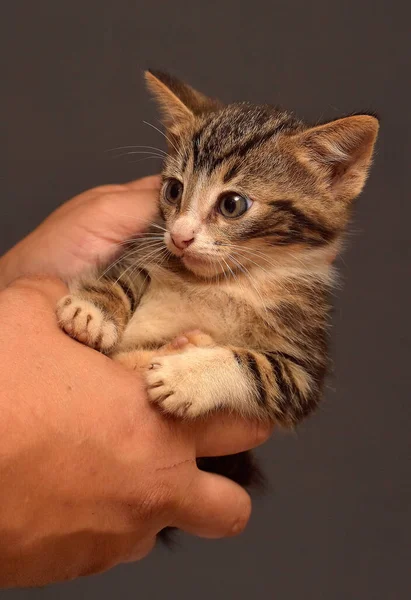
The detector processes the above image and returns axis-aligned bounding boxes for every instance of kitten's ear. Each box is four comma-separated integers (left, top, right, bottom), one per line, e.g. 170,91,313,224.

145,70,221,129
295,115,379,201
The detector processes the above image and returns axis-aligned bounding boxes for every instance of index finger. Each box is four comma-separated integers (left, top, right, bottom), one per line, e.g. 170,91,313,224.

126,175,162,191
187,413,273,457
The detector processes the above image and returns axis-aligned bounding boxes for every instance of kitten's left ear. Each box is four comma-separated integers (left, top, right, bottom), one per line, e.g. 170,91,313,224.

145,70,221,130
295,114,379,201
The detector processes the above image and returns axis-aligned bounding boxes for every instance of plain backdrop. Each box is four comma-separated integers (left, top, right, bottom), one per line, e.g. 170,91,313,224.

1,1,410,599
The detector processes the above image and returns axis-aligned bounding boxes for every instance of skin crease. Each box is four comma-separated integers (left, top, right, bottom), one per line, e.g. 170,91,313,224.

0,180,272,588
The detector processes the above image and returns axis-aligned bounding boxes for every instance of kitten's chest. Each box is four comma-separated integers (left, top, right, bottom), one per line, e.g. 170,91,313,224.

118,276,256,351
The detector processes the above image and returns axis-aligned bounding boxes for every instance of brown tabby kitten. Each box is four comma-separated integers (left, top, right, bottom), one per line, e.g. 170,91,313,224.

57,71,378,494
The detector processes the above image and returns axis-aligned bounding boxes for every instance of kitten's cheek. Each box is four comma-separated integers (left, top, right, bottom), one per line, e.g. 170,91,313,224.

164,232,181,256
164,232,172,248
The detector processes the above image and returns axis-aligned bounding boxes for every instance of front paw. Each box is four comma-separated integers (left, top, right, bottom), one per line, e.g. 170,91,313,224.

146,352,217,419
56,295,118,352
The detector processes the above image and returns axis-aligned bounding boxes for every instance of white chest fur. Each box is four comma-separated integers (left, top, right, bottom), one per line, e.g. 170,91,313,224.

118,272,256,351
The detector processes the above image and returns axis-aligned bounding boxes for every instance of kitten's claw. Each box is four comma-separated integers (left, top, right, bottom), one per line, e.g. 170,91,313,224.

56,295,118,352
146,352,217,419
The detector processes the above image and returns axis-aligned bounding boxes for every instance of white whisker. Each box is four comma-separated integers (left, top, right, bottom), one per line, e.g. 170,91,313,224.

106,145,168,156
143,120,180,154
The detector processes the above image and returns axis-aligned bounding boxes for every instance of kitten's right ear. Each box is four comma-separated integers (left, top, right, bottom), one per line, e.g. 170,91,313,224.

294,114,379,202
145,70,221,130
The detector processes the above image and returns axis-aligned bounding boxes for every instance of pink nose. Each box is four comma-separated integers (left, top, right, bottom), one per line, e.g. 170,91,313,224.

171,234,195,250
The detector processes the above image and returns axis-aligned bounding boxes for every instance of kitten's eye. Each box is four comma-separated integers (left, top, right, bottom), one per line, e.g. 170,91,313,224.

218,192,252,219
164,178,184,204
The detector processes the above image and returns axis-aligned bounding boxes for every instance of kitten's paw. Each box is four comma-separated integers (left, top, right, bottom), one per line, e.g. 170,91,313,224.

112,332,215,373
56,295,118,352
146,351,220,419
113,349,155,371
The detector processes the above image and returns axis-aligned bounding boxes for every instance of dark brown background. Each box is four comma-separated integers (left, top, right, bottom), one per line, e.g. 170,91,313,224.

1,1,410,598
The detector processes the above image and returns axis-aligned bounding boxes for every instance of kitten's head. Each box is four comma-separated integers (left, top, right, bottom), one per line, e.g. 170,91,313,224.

145,70,379,278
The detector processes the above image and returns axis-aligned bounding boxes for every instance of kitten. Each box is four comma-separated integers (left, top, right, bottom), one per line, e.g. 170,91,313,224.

57,70,378,493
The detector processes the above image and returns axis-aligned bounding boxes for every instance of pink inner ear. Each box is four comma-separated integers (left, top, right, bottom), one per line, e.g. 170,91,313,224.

297,116,379,200
302,116,379,169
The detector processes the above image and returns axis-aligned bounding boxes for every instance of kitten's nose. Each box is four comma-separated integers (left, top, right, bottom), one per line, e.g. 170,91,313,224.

171,234,195,250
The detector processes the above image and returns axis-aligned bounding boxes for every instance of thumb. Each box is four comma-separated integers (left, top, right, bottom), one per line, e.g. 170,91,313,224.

172,470,252,539
96,176,162,242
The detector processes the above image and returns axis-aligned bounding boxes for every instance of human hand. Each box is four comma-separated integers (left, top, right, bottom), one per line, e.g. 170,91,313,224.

0,175,161,289
0,277,271,588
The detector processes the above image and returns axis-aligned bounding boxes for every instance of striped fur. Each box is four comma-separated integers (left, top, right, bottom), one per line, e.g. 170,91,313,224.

57,71,378,429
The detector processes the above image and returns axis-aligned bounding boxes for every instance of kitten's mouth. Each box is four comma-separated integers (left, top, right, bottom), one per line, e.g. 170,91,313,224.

166,235,222,276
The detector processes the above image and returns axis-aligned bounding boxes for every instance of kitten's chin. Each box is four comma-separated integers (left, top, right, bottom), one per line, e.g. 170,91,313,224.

181,254,223,278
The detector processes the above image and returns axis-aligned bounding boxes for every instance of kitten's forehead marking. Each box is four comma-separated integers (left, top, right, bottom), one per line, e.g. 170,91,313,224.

181,170,223,218
189,104,296,176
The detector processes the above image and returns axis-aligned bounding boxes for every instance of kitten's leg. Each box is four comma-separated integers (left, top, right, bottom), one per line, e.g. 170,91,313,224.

145,344,321,427
57,268,148,353
113,330,214,371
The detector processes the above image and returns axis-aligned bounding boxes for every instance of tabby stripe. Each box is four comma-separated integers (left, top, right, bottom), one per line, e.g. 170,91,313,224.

207,122,288,175
82,285,124,307
86,277,134,314
223,162,241,183
116,279,138,313
180,146,190,173
195,110,230,163
243,351,267,406
262,352,290,409
273,351,308,370
82,285,107,295
281,359,318,420
270,200,336,244
192,122,210,169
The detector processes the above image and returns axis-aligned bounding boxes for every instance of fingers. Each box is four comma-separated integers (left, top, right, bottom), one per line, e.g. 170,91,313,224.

190,413,273,457
126,175,162,191
97,187,160,240
173,470,251,539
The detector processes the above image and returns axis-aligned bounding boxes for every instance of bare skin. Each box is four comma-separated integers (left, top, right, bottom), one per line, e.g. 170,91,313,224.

0,176,161,289
0,179,272,588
